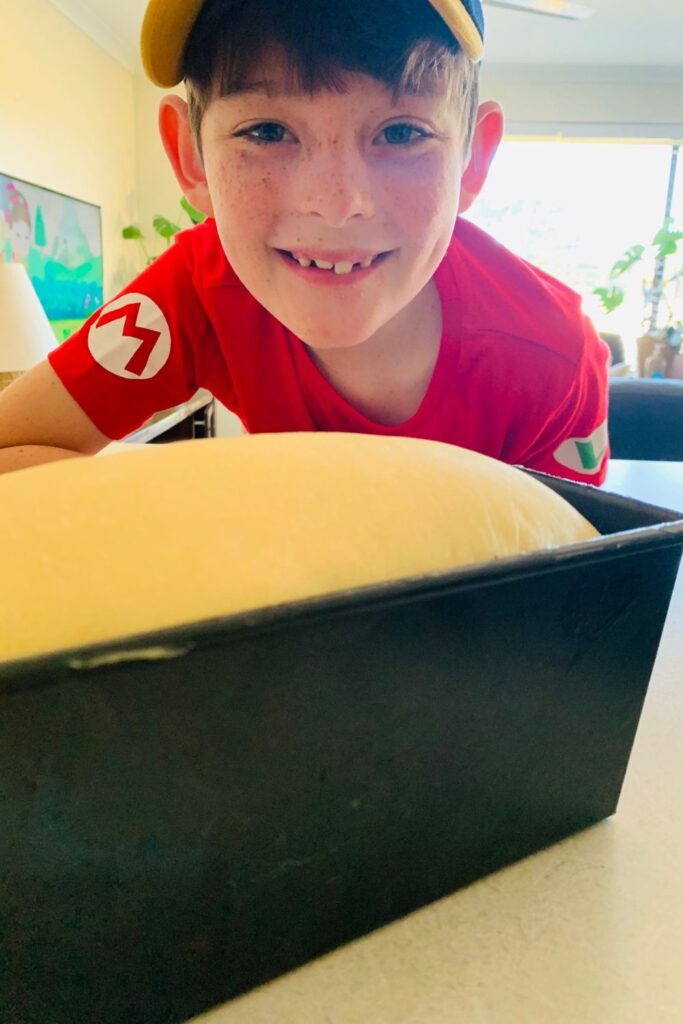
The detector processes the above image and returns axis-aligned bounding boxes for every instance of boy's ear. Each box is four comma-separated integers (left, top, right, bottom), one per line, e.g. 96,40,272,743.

158,95,214,219
457,100,505,215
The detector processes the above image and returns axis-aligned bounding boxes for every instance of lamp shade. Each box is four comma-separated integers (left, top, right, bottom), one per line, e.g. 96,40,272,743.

0,262,56,390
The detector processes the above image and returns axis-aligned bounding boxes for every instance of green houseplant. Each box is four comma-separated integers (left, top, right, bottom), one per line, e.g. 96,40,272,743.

122,197,206,264
593,218,682,376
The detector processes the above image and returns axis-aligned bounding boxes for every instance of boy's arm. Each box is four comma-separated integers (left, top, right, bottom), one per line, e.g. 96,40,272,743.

0,229,215,477
0,360,110,475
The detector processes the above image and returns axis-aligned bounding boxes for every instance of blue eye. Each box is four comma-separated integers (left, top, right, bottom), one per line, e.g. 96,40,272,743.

236,122,291,144
379,123,428,146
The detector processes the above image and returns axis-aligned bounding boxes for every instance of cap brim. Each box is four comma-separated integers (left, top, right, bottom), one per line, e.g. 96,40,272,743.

428,0,484,61
141,0,206,88
141,0,483,89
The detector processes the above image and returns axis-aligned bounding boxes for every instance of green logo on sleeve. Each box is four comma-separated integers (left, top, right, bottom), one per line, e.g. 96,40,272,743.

553,421,608,476
575,437,608,472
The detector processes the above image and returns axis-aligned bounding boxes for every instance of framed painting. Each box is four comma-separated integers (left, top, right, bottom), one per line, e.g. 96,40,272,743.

0,172,103,344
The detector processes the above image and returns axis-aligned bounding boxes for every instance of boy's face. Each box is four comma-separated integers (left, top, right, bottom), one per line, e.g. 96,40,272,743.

197,54,468,349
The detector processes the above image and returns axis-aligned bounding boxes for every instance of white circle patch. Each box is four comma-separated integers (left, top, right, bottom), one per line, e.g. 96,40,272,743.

553,420,608,476
87,293,171,380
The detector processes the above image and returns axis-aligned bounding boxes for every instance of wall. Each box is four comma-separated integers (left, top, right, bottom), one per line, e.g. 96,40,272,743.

0,0,142,300
0,1,240,434
480,64,683,140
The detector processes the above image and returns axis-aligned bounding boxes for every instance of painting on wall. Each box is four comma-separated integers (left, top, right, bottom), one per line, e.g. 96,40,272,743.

0,172,103,344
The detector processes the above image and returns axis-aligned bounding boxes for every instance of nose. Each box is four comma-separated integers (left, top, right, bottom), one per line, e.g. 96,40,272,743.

293,142,376,227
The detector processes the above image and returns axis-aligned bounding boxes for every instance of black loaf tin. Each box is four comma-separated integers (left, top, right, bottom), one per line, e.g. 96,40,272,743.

2,473,683,1024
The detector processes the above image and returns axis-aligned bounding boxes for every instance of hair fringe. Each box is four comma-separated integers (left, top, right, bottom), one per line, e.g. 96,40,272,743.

184,0,479,159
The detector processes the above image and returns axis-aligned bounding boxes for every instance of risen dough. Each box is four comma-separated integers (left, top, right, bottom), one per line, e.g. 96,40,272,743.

0,433,598,663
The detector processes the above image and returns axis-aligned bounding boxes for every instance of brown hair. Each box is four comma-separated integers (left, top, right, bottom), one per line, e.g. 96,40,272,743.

183,0,480,159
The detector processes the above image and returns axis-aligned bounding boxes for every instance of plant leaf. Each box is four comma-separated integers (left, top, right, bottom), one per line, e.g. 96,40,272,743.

180,196,207,224
608,245,644,279
122,225,144,240
654,233,683,259
651,224,682,244
153,215,182,240
593,285,625,313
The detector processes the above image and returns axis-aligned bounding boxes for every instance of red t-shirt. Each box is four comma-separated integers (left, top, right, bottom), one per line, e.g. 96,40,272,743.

49,216,609,483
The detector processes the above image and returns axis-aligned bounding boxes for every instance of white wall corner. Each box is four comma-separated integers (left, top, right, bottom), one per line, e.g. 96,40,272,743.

45,0,136,73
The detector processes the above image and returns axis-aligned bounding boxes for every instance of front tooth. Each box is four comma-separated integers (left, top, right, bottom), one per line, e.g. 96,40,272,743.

296,255,312,268
360,256,374,269
334,261,354,275
314,259,334,270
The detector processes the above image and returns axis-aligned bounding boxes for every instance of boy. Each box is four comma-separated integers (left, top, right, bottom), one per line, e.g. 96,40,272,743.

0,0,609,483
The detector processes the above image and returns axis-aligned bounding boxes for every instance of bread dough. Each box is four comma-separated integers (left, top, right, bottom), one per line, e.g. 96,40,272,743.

0,433,599,663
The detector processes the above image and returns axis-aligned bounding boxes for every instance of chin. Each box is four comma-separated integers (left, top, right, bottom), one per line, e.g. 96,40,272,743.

273,303,377,348
292,322,378,350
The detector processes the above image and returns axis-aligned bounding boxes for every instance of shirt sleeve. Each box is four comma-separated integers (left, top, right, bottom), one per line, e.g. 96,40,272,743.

516,315,611,486
48,241,208,440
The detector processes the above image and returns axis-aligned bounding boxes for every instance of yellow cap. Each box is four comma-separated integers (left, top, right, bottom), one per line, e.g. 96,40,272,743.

141,0,484,88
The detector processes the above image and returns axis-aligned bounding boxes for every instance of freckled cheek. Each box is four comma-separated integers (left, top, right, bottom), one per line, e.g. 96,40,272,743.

208,162,283,253
379,160,458,243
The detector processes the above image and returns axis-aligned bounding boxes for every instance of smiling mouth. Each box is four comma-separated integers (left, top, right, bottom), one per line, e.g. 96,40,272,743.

277,249,391,276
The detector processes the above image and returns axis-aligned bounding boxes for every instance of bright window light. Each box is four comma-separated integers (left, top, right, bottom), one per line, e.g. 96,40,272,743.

467,140,680,367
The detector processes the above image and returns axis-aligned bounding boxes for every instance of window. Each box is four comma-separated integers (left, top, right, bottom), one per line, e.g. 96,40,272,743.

467,140,680,366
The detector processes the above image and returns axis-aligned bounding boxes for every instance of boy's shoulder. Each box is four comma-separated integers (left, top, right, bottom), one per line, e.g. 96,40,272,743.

448,218,590,367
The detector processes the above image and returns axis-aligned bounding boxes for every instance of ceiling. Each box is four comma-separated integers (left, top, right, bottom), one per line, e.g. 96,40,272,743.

46,0,683,75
